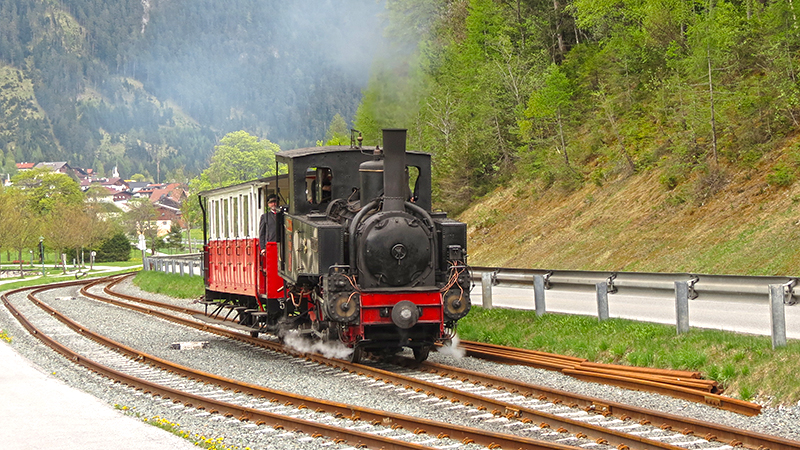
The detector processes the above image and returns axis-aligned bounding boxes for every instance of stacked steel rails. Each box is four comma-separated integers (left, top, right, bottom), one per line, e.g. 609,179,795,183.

5,275,799,450
447,341,753,414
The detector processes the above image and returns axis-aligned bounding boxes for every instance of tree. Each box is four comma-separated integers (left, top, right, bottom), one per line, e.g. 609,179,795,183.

180,192,202,253
0,191,39,277
123,198,160,255
3,150,16,179
6,200,39,276
690,1,741,166
521,64,574,166
95,232,132,262
74,200,114,266
42,203,87,273
322,113,350,145
165,222,184,252
9,168,84,215
144,140,177,184
199,131,280,188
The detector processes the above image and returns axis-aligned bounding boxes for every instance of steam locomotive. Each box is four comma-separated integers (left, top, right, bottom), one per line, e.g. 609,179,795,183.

199,129,471,362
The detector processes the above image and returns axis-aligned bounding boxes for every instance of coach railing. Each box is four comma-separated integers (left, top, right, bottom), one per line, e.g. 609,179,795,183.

471,266,796,348
143,253,203,278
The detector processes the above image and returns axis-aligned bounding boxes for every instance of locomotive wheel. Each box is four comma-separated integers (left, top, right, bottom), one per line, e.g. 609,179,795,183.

413,346,431,363
348,346,363,364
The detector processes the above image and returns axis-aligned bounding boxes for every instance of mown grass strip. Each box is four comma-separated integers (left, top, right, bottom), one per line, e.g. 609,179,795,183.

131,270,204,300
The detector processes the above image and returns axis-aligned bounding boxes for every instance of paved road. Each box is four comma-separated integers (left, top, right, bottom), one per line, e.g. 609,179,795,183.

473,284,800,340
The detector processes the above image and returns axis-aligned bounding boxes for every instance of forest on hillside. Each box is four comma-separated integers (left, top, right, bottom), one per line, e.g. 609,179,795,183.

2,0,799,210
352,0,800,213
0,0,383,181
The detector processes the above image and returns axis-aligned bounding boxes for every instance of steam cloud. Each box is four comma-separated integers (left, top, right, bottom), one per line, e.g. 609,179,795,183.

436,334,465,359
281,329,354,360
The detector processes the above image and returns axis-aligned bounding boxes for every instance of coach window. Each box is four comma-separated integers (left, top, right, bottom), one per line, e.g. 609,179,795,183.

223,198,230,238
213,200,220,240
243,194,250,237
233,196,240,238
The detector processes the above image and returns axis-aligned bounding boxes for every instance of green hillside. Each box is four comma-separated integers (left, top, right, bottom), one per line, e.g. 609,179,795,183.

344,1,800,275
354,0,800,213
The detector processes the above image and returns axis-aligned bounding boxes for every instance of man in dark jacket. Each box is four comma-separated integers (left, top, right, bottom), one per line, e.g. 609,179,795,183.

259,194,279,253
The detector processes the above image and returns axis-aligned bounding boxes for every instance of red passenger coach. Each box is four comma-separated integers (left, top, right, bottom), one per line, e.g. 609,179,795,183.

200,129,471,363
201,177,287,309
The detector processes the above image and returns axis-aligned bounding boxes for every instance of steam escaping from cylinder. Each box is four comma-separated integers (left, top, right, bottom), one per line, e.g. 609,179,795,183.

281,330,354,360
436,334,465,359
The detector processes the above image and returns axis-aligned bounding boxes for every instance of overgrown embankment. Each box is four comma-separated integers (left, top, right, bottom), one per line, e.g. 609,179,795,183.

459,148,800,276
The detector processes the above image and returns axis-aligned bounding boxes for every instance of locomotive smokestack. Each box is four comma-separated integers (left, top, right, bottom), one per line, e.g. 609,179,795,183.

382,128,407,212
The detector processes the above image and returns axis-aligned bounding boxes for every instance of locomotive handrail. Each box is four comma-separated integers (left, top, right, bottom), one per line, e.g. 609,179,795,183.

470,266,797,305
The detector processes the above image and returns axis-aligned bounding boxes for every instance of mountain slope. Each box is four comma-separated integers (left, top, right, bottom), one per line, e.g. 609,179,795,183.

0,0,385,179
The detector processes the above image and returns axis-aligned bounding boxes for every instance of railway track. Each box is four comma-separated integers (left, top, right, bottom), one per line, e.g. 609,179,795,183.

4,275,799,450
90,274,800,450
1,276,591,450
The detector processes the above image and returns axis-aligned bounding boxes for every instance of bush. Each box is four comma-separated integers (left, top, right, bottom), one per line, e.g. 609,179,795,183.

766,163,795,188
67,232,133,263
96,233,133,262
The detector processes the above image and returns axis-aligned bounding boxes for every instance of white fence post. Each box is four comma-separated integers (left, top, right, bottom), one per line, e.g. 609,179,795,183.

481,272,493,309
533,275,546,316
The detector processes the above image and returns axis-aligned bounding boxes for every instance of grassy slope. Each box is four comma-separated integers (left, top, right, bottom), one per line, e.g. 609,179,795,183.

459,150,800,275
456,308,800,405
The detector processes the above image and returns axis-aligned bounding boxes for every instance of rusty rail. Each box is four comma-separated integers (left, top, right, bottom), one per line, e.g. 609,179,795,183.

95,276,800,450
455,340,732,402
406,358,800,450
3,278,585,450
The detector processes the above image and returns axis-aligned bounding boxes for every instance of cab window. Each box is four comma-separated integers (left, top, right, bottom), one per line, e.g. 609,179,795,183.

305,166,333,206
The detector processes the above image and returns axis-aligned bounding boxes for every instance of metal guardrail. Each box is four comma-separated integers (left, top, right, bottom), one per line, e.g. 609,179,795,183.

471,266,796,348
470,266,798,305
143,254,203,277
144,257,798,304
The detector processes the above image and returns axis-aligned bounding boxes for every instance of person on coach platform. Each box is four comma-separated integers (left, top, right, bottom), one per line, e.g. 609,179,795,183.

259,194,279,254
